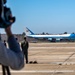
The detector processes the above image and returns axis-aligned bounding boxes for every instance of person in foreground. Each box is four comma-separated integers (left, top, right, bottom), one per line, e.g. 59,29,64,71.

0,0,24,70
0,25,24,70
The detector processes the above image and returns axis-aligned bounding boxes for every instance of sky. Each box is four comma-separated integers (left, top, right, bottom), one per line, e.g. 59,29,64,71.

1,0,75,34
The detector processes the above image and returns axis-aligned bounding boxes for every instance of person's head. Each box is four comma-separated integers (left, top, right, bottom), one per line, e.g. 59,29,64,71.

4,40,6,43
15,38,18,41
24,37,26,41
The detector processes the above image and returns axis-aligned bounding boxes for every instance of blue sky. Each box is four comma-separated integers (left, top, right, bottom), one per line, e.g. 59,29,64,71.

1,0,75,34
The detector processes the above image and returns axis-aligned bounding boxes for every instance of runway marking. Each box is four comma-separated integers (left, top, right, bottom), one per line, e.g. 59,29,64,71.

0,70,74,73
53,62,75,65
30,47,75,49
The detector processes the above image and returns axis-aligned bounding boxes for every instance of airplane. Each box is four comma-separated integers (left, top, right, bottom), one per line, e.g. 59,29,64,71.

24,27,75,42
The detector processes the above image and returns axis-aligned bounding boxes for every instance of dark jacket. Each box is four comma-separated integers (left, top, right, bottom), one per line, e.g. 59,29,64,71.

21,41,29,53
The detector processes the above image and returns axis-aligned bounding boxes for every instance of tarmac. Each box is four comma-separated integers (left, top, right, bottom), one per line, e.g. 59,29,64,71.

0,42,75,75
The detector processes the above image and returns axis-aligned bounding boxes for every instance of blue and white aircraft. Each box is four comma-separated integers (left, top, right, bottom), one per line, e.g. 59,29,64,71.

25,27,75,40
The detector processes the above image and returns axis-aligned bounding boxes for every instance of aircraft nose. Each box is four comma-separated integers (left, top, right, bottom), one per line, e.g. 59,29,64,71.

70,34,75,38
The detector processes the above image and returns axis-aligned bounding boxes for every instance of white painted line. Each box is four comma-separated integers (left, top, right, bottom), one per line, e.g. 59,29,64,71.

30,47,75,49
53,62,75,65
0,70,74,73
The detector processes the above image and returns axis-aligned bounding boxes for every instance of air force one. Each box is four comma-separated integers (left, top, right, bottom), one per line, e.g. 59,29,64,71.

25,27,75,41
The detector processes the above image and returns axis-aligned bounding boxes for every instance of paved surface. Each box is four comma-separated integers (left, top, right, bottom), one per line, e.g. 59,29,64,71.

1,42,75,75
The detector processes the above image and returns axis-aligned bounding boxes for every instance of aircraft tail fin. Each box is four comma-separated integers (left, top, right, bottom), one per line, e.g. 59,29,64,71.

25,27,34,36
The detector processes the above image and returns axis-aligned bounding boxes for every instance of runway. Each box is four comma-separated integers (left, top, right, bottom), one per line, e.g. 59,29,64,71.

1,42,75,75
